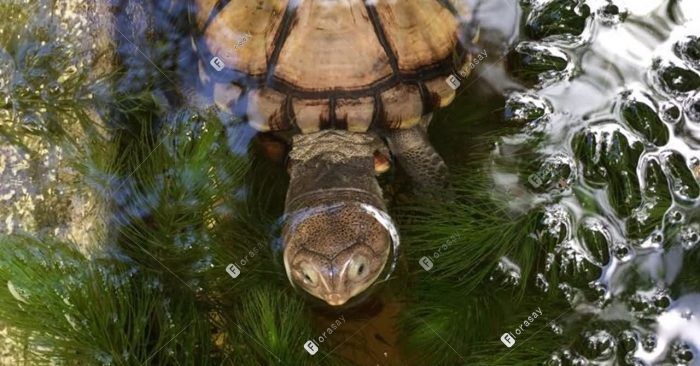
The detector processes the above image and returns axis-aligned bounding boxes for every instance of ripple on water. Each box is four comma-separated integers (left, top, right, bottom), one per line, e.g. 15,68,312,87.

499,0,700,364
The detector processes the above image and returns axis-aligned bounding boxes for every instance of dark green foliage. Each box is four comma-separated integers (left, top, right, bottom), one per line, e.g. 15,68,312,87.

577,220,610,267
525,0,591,39
626,159,672,240
0,0,108,153
216,286,341,366
5,0,699,364
392,161,570,365
503,94,550,125
395,167,544,293
0,235,220,365
110,106,252,293
663,151,700,201
572,129,644,217
621,100,669,146
399,280,572,366
657,64,700,93
507,43,568,86
674,36,700,66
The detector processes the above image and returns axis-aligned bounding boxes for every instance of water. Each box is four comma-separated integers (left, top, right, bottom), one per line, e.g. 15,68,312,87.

491,0,700,364
0,0,699,365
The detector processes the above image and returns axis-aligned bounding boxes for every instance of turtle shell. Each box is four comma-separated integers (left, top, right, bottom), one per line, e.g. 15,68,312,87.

191,0,474,133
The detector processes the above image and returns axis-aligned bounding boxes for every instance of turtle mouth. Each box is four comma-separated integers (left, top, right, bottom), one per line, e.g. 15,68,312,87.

324,293,348,306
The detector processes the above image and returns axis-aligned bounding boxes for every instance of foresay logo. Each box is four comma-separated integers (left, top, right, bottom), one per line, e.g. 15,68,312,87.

225,263,241,279
225,241,266,280
445,74,461,90
528,164,557,189
500,306,543,348
210,56,225,71
234,32,252,49
209,32,252,73
303,315,346,356
419,234,461,272
445,49,488,90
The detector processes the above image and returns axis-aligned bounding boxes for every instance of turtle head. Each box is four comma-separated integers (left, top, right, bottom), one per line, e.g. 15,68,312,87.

281,130,397,306
283,203,392,306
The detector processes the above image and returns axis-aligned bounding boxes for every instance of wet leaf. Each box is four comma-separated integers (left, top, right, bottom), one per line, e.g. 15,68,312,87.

526,0,591,39
621,100,669,146
507,42,569,86
664,151,700,201
657,64,700,93
578,219,611,267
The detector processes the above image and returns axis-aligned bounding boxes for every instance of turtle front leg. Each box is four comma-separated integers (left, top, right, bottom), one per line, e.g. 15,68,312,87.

385,114,448,194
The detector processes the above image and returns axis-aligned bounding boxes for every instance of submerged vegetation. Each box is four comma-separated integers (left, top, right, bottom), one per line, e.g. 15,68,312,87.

1,0,700,365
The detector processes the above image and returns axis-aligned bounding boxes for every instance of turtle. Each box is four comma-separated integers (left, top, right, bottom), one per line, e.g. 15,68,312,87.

190,0,477,306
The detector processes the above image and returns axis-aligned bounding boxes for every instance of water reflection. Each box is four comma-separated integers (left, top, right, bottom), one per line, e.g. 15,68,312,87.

497,0,700,364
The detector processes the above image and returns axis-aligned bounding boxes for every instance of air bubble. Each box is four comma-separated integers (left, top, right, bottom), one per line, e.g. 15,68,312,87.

93,351,113,365
583,330,616,361
667,210,685,224
684,91,700,122
642,334,656,352
652,60,700,95
589,281,608,303
549,349,588,366
550,321,564,335
536,273,550,292
494,257,521,286
673,36,700,69
620,330,638,352
503,92,553,125
660,102,681,124
559,283,582,305
671,342,694,364
597,3,627,26
612,241,634,262
680,227,699,250
7,280,29,304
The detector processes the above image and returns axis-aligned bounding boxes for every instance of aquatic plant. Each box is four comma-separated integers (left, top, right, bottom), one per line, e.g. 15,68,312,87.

2,0,700,365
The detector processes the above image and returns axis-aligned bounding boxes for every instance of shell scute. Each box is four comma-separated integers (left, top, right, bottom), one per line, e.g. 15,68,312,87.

196,0,470,133
274,0,393,91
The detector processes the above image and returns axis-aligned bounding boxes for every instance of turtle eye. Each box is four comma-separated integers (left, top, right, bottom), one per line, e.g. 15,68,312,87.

347,255,370,281
297,263,319,288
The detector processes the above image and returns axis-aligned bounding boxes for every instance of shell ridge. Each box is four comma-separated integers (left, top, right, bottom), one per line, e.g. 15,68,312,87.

201,0,231,35
265,1,297,86
417,82,435,115
371,92,383,129
436,0,459,17
364,3,401,78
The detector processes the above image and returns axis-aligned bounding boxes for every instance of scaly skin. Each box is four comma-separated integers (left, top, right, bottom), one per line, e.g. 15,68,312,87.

282,130,393,306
